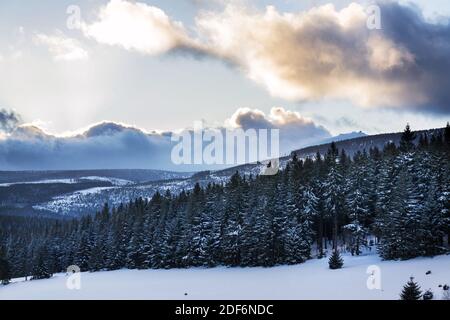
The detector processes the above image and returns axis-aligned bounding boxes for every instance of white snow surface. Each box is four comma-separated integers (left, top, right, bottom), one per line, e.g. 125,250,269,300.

0,179,77,187
1,252,450,300
78,176,133,186
0,176,132,187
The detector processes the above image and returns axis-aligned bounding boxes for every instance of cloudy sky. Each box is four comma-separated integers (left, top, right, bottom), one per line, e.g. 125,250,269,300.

0,0,449,170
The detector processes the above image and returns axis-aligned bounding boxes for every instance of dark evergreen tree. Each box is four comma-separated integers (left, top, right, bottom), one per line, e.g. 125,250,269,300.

423,289,433,300
31,245,53,280
400,277,422,300
0,246,11,285
345,169,369,256
328,250,344,269
399,124,416,152
444,122,450,149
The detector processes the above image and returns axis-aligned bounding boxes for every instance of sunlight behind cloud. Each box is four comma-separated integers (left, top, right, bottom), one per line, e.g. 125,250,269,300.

34,31,88,61
82,0,192,55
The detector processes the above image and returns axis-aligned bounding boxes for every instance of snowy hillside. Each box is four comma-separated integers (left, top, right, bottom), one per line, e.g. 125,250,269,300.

0,170,193,217
2,252,450,300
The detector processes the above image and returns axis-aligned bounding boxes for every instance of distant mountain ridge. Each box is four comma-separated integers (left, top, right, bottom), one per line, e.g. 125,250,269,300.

290,126,446,159
0,169,192,184
318,131,367,145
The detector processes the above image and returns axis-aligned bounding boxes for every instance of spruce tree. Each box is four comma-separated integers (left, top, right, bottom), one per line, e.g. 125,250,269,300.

328,250,344,269
345,172,369,256
324,166,343,250
31,245,53,280
400,277,422,300
399,124,416,152
444,122,450,149
0,248,11,285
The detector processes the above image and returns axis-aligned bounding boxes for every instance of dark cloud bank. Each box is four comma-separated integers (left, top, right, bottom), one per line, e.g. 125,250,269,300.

0,109,330,171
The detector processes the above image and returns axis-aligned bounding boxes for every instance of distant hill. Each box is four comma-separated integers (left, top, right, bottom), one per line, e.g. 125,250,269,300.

317,131,367,145
290,127,445,159
0,169,192,184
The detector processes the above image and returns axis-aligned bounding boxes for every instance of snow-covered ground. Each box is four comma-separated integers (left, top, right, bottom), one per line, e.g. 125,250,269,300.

1,252,449,300
0,176,133,187
78,176,133,186
0,178,78,187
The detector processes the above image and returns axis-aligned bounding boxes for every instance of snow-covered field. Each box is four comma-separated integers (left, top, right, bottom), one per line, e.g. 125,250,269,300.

1,252,449,300
0,176,133,187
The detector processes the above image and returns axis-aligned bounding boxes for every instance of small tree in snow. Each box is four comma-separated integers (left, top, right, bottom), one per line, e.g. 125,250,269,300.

328,250,344,269
422,289,433,300
400,277,422,300
442,285,450,300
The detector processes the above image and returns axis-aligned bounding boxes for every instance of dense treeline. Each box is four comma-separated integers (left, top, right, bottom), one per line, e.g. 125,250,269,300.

0,124,449,281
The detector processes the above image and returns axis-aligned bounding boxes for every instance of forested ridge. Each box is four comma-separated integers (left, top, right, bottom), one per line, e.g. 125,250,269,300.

0,124,449,281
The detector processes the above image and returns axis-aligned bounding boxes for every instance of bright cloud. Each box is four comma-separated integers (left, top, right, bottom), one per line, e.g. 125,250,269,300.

82,0,196,55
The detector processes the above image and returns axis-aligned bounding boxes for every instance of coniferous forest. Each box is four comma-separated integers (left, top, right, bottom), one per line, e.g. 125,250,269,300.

0,124,449,282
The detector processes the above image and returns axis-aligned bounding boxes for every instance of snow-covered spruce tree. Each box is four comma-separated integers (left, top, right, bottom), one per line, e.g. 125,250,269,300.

125,216,145,270
400,277,422,300
328,250,344,269
418,176,447,256
344,166,369,256
31,245,53,280
75,230,91,271
378,156,425,260
0,246,11,285
434,146,450,249
273,176,289,265
300,185,321,256
240,179,262,267
284,219,314,264
242,178,274,267
373,155,395,241
178,183,203,267
323,142,345,251
190,184,221,267
105,225,122,270
4,239,23,279
221,173,245,266
206,186,224,266
287,175,314,263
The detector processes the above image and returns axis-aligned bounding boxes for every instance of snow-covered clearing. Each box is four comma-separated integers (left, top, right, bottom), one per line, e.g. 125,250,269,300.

1,253,449,300
0,179,77,187
0,176,132,187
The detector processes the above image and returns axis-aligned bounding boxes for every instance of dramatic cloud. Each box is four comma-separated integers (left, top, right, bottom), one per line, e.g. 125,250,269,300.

0,108,329,170
228,107,330,153
193,2,436,110
0,109,22,133
81,0,450,114
0,122,173,171
34,31,88,61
